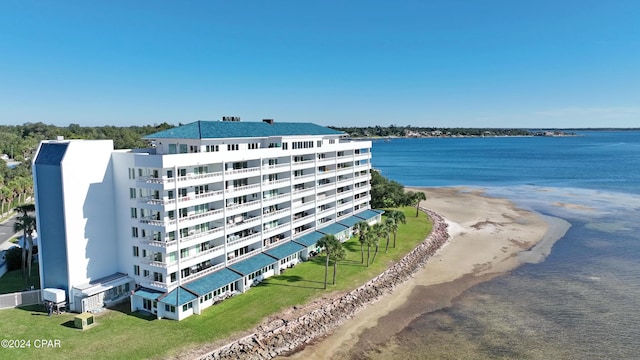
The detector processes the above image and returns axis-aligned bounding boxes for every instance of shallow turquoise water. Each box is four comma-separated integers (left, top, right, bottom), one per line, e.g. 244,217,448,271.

366,132,640,359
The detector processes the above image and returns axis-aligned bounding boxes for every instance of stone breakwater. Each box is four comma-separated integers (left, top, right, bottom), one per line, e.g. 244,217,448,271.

198,209,449,360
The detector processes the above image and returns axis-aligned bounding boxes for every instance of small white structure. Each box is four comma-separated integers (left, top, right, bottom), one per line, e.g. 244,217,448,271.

42,288,66,303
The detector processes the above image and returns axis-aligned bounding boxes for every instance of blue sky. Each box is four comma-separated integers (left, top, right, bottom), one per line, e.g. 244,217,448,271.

1,1,639,128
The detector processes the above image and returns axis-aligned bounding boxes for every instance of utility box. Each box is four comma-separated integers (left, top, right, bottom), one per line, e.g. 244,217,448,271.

74,313,95,330
42,288,66,303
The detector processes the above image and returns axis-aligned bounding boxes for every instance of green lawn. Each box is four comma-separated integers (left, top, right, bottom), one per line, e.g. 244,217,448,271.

0,207,431,360
0,263,40,294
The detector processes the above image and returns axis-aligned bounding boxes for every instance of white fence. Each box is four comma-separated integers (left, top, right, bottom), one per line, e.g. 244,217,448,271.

0,289,42,310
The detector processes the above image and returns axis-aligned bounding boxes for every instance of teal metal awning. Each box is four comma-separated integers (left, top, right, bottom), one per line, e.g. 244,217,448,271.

134,288,163,301
228,253,277,276
338,215,363,228
355,209,385,221
293,231,324,247
159,287,198,306
264,241,306,260
182,268,242,296
318,222,348,236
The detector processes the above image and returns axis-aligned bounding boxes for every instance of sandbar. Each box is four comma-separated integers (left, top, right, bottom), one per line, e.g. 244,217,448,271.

285,187,570,359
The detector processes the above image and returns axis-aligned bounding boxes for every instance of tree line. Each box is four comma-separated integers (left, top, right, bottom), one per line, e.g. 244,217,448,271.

0,122,176,217
330,125,532,138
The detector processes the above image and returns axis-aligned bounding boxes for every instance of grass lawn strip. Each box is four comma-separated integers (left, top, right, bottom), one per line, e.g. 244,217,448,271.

0,207,431,360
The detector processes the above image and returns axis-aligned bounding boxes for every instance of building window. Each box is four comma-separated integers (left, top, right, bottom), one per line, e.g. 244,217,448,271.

179,144,188,153
227,144,239,151
130,208,137,218
133,265,140,275
248,143,259,150
133,246,139,257
168,144,177,154
165,304,175,313
131,227,139,238
317,140,322,147
143,269,150,278
153,272,163,282
182,302,193,312
170,272,177,282
282,142,288,150
128,168,136,179
180,248,189,259
329,139,336,144
206,145,219,152
129,188,136,199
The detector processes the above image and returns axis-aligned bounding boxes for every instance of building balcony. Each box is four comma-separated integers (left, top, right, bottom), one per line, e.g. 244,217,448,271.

292,187,314,197
316,157,335,166
181,262,226,283
226,250,260,265
140,279,168,291
336,167,353,176
224,166,261,178
179,227,224,245
263,236,291,251
292,173,315,183
263,208,291,220
139,217,175,227
226,216,261,231
262,192,290,205
140,257,176,268
262,163,291,173
293,212,314,224
291,159,315,169
263,223,290,235
194,190,224,200
226,232,261,248
226,199,261,213
179,209,224,224
225,183,261,195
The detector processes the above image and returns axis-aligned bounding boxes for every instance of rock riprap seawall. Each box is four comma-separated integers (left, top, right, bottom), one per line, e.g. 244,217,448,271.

198,209,448,360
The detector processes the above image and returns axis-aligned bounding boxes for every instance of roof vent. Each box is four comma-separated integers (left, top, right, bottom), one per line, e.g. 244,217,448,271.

263,119,274,125
222,116,240,122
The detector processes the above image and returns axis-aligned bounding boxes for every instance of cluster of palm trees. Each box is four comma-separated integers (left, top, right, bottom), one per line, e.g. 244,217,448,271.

316,210,407,289
0,176,32,218
11,204,37,285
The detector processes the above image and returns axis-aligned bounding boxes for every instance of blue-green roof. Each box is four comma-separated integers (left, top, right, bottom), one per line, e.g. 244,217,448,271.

144,121,344,140
318,223,349,236
293,231,325,247
159,287,198,306
355,209,385,221
228,253,277,276
134,288,163,301
338,215,363,228
264,241,306,260
181,268,242,296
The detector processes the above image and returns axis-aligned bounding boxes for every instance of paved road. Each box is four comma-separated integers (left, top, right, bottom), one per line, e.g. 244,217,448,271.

0,213,20,251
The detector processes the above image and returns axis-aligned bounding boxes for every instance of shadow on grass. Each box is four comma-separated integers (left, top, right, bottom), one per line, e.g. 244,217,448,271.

106,300,156,321
274,275,324,284
263,282,325,290
343,241,362,252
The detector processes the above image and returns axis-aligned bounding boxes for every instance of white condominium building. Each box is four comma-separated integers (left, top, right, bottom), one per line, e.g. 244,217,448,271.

33,118,381,320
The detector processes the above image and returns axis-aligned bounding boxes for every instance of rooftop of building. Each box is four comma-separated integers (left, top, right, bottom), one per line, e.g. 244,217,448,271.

143,120,344,140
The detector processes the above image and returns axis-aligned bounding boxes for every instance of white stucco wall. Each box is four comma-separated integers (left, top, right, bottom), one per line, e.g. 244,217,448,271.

59,140,118,293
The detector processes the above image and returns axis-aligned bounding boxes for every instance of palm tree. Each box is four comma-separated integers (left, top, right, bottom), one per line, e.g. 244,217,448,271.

384,217,395,253
355,221,370,264
14,204,36,284
412,191,427,217
371,223,387,264
0,186,10,217
317,234,338,289
330,241,346,285
388,210,406,248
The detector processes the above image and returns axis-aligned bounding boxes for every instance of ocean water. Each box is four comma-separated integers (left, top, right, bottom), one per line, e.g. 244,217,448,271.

359,132,640,359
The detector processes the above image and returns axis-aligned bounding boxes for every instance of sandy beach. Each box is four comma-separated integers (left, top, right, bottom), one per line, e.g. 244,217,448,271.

285,187,570,359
